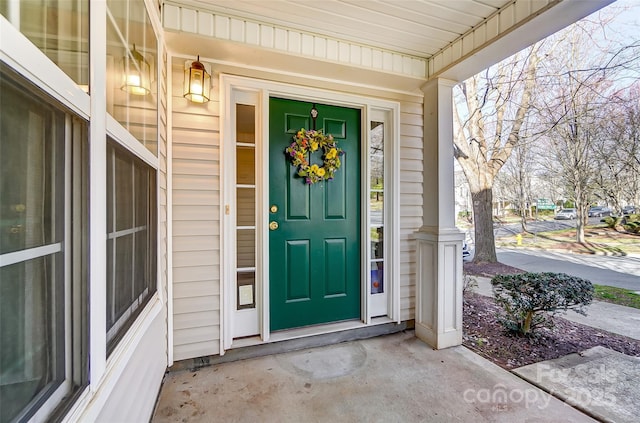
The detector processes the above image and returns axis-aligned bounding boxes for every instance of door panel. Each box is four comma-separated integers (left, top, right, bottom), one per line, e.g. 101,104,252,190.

286,240,311,301
269,98,361,331
324,238,347,296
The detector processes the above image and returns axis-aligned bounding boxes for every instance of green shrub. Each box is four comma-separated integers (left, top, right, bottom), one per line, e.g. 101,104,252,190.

491,272,594,335
624,220,640,234
602,216,618,228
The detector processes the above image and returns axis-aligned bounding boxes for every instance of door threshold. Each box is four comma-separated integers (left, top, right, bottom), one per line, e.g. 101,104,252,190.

232,317,394,349
170,319,408,372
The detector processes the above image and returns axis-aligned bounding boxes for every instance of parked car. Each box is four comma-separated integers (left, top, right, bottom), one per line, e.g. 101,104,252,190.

588,206,612,217
554,208,576,220
462,242,471,259
622,205,636,215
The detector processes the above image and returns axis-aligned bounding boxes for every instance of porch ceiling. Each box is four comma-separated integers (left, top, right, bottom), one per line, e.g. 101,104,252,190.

178,0,511,59
165,0,615,93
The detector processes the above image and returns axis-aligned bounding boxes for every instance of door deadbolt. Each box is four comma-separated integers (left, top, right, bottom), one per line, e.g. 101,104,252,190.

270,205,278,213
269,221,279,231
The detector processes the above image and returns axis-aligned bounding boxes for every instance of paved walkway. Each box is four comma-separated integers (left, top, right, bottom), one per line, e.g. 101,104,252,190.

472,275,640,422
514,346,640,423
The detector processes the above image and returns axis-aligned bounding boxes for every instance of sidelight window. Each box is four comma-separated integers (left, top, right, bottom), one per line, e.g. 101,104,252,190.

235,104,257,311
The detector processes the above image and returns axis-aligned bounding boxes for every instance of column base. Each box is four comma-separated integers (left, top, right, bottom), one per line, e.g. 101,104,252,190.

414,227,464,349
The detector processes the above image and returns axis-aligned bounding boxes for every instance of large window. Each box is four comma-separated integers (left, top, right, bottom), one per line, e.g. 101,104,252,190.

106,0,158,154
106,140,157,353
0,65,88,422
0,0,89,88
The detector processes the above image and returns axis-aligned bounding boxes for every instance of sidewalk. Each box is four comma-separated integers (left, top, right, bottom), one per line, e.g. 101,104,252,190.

472,276,640,422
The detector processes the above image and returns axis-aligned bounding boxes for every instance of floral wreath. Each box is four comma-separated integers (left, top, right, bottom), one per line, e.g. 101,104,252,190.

285,128,344,184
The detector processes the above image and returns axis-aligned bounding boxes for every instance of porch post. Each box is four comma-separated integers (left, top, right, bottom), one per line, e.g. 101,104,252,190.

415,78,464,349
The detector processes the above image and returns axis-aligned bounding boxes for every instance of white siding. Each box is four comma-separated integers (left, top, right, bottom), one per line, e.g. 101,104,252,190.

169,62,424,360
399,100,423,321
170,59,221,361
94,312,167,422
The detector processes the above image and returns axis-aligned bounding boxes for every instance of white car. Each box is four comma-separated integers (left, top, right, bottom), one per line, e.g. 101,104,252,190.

462,242,471,259
554,208,576,220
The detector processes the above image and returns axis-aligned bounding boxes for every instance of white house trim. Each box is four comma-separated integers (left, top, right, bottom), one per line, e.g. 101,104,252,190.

88,0,108,389
433,0,616,81
0,15,90,120
415,78,464,349
220,74,401,353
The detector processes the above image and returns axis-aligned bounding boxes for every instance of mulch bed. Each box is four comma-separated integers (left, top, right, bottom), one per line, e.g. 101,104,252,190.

463,261,524,278
463,262,640,369
463,293,640,369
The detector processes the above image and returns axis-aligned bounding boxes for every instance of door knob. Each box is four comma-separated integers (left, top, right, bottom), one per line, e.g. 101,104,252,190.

269,221,279,230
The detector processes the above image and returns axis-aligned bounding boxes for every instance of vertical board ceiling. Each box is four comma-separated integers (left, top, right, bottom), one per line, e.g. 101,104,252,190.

180,0,512,59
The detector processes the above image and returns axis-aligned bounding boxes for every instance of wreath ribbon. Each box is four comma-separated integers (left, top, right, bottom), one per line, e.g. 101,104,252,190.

285,128,344,184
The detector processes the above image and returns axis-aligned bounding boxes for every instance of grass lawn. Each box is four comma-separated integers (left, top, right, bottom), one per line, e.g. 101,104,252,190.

594,285,640,309
496,225,640,255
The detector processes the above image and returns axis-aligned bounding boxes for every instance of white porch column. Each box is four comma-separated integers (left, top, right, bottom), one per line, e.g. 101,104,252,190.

415,78,464,349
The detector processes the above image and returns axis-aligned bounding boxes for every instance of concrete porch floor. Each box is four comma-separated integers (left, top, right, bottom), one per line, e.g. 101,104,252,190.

152,331,594,422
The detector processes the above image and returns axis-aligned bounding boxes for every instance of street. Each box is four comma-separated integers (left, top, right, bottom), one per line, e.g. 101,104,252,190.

477,217,640,290
493,217,604,238
495,248,640,290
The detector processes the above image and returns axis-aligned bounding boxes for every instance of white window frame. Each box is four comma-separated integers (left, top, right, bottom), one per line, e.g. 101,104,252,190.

1,0,164,416
221,74,400,353
0,19,88,423
368,109,398,320
104,141,156,348
101,0,163,376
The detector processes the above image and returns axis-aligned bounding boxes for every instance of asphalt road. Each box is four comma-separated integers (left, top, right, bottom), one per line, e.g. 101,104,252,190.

495,248,640,291
493,217,603,239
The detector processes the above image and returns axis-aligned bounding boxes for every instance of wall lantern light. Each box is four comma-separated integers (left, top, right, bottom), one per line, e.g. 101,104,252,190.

121,44,151,96
183,56,210,103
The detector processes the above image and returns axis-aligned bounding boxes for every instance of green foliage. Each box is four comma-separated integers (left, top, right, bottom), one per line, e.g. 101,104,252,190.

491,272,594,335
458,210,472,219
534,209,555,217
602,216,619,228
621,214,640,233
623,220,640,234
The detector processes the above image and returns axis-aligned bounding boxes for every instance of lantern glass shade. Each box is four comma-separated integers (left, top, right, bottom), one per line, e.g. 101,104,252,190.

121,45,151,95
184,57,210,103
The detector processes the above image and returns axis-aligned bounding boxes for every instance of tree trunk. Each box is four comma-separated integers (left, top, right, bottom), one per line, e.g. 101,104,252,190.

471,188,498,262
520,213,528,233
576,213,586,242
523,310,534,335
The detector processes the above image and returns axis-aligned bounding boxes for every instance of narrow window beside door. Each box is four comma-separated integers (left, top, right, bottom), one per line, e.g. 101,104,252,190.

236,104,257,310
370,121,385,296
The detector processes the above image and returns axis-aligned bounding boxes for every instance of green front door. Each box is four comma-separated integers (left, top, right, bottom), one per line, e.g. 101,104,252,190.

269,98,361,331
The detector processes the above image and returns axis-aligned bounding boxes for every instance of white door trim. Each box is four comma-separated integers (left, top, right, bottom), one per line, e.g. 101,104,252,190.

220,74,400,353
